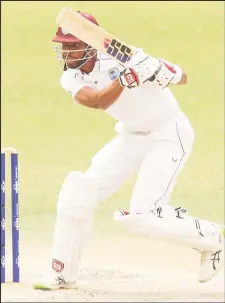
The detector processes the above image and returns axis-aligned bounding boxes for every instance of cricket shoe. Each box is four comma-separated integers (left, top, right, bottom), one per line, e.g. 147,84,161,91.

198,226,224,283
33,272,77,291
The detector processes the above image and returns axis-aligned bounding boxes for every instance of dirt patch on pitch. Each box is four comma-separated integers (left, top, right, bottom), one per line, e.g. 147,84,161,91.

1,236,224,302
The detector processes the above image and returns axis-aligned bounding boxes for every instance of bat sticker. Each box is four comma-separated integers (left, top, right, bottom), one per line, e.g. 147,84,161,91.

104,38,133,63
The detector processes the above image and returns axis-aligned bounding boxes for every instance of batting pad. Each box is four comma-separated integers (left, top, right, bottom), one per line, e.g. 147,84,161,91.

114,207,223,252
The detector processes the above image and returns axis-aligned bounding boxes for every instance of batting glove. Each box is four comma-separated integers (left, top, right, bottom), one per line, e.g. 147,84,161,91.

119,55,160,89
148,58,183,89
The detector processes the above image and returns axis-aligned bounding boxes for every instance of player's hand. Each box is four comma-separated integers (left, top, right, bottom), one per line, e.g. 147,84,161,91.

119,56,160,89
147,58,183,89
118,67,140,88
119,52,183,89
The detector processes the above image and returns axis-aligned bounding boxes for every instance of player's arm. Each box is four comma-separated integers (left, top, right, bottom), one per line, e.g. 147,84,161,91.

177,71,187,85
75,79,124,110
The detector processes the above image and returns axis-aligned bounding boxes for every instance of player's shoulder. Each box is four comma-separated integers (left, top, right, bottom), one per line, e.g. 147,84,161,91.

60,68,83,82
59,68,86,96
60,68,83,87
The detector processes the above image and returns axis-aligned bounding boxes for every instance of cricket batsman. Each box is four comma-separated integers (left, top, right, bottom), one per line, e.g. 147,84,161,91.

34,10,224,290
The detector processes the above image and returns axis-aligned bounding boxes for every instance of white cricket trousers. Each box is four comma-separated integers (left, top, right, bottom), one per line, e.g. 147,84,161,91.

86,113,195,213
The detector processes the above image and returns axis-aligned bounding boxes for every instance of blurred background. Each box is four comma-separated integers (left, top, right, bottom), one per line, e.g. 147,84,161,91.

1,0,224,276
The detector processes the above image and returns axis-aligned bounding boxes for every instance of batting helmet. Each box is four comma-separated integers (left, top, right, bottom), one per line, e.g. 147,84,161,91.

52,11,99,43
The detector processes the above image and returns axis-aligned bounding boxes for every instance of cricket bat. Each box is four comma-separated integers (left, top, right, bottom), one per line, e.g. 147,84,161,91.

56,7,135,66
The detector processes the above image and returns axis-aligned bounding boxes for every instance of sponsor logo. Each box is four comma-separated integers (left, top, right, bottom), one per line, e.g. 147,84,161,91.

1,256,5,268
104,37,133,64
108,67,120,81
1,181,5,194
52,259,64,272
16,256,20,267
1,218,5,230
14,218,19,230
13,181,19,193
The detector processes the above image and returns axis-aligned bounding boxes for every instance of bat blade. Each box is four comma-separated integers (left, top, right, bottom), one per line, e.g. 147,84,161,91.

56,7,135,65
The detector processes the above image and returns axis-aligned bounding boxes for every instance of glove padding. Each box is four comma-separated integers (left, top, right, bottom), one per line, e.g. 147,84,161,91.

119,52,183,89
148,58,183,89
119,55,160,88
119,67,140,88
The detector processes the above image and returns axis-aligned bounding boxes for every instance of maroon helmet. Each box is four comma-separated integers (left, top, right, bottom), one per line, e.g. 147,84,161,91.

52,11,99,43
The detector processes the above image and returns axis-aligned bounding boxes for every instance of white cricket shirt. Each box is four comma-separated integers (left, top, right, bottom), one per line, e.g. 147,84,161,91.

60,52,183,132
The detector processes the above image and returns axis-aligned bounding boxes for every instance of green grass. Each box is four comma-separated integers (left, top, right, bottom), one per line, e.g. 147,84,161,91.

1,1,224,240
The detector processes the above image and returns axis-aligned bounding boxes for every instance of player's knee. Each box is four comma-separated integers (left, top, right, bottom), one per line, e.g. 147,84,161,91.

57,171,99,219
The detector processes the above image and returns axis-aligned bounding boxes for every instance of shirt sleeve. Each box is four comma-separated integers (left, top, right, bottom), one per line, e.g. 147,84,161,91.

60,70,91,99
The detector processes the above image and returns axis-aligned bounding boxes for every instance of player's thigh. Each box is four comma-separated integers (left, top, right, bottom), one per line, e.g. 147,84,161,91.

86,133,148,201
130,117,194,213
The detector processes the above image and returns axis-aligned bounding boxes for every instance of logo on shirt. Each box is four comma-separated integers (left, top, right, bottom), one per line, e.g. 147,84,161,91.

108,67,120,81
